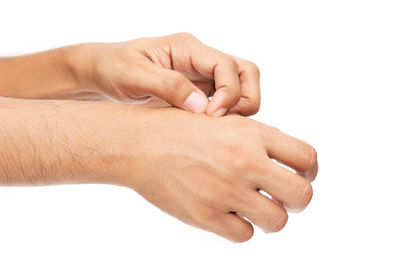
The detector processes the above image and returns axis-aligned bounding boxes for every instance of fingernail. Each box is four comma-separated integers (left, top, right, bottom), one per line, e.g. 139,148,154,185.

183,91,208,113
212,108,227,117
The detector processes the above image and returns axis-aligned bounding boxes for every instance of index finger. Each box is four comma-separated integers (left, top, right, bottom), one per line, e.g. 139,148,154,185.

189,44,241,117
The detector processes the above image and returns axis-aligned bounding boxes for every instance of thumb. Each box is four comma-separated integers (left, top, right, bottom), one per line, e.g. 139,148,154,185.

139,62,208,113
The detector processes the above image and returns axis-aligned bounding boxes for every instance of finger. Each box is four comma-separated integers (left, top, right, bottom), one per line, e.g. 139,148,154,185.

235,191,288,233
270,196,284,207
192,79,215,97
189,45,241,117
228,56,261,116
135,59,209,113
256,159,314,212
195,207,254,243
261,125,318,181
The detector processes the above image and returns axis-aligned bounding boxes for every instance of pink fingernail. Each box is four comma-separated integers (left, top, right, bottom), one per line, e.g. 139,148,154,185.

183,92,208,113
212,108,227,117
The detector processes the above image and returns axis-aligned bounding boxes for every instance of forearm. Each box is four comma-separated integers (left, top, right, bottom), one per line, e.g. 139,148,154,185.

0,98,135,186
0,45,94,99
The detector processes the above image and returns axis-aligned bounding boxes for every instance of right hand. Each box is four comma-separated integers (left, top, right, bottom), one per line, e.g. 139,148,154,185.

109,107,318,242
76,33,261,116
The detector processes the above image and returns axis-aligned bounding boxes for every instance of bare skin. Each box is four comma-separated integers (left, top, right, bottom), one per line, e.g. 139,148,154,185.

0,33,318,242
0,98,317,242
0,33,260,116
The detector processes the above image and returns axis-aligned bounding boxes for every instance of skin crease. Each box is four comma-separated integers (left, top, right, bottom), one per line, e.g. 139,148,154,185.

0,33,318,242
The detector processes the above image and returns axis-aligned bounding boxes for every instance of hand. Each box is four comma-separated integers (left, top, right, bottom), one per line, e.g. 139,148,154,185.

81,33,261,116
0,98,317,242
109,107,318,242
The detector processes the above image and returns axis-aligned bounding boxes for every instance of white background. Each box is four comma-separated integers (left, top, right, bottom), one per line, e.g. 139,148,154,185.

1,0,399,266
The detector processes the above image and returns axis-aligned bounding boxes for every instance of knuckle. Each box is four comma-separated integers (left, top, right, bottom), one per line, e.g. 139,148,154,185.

220,54,238,71
252,123,264,141
300,143,318,169
248,61,261,77
173,32,197,41
232,115,253,128
271,126,281,132
244,101,261,116
225,117,264,144
229,148,250,172
195,205,218,222
230,118,264,143
269,210,288,232
163,72,188,92
241,120,263,140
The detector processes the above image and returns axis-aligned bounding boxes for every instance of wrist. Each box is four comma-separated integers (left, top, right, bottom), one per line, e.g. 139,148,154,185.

63,43,98,90
77,102,150,187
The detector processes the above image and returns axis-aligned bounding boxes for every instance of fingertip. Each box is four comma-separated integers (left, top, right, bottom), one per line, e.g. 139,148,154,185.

301,161,319,182
211,108,227,117
183,91,208,113
206,89,238,117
